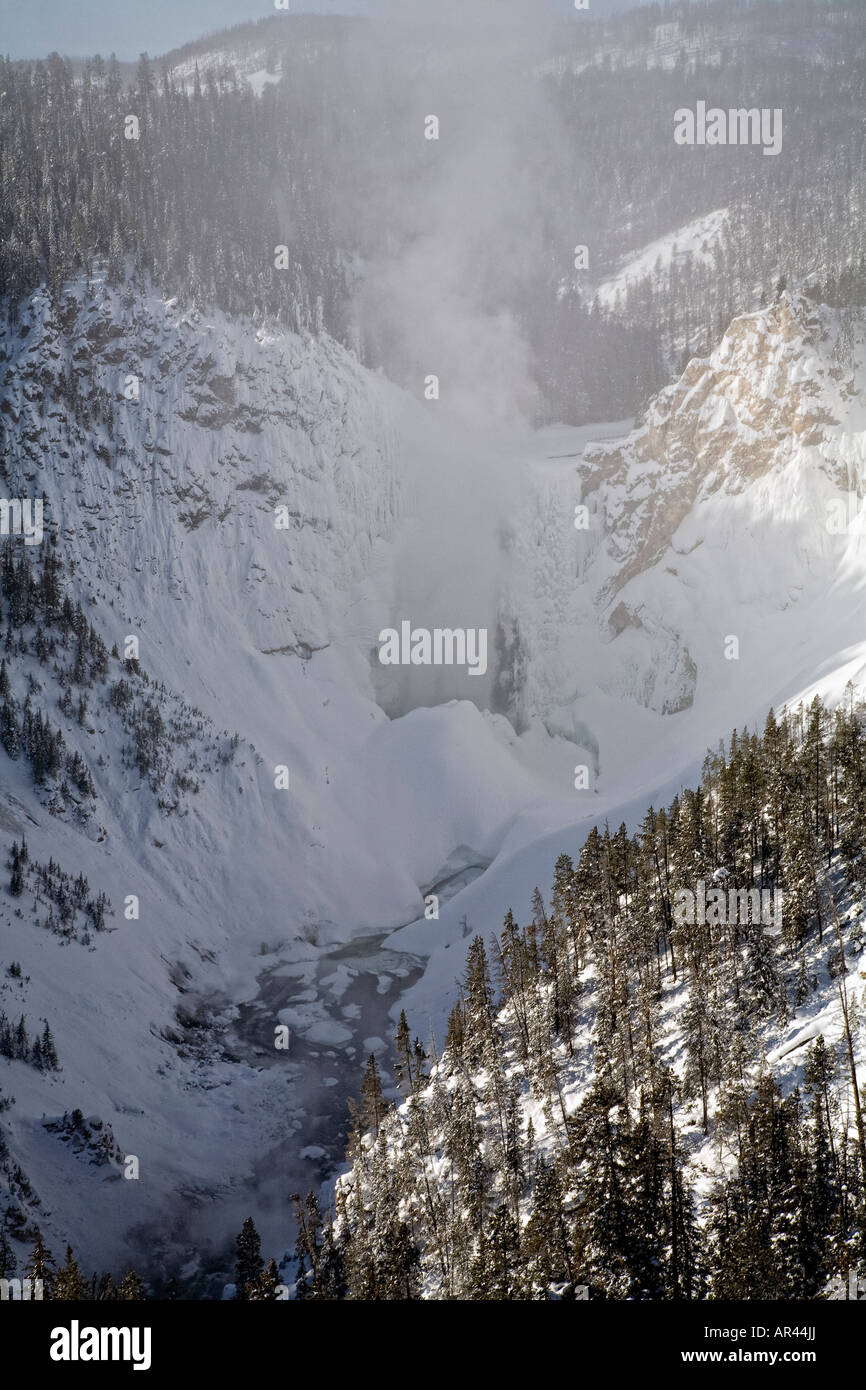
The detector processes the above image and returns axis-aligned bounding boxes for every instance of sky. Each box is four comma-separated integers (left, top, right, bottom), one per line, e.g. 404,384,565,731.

0,0,645,61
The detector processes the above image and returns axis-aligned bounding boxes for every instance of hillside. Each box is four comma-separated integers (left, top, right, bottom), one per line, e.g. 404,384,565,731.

1,0,866,1304
326,693,866,1300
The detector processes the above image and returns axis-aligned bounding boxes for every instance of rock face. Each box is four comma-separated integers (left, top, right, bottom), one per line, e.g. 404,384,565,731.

0,283,403,677
587,296,843,593
2,276,866,1286
506,293,866,736
0,280,422,1285
4,283,864,742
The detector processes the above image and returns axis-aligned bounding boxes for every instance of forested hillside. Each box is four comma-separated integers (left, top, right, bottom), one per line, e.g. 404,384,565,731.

11,693,866,1300
2,1,865,423
3,0,866,1309
316,696,866,1299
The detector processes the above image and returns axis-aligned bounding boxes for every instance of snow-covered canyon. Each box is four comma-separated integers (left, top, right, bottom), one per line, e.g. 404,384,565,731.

2,277,866,1287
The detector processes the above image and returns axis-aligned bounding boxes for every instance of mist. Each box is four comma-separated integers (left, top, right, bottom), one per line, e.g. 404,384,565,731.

324,1,581,718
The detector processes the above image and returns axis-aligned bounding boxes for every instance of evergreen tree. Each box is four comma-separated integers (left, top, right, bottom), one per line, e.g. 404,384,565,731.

25,1228,55,1297
9,844,24,897
394,1010,414,1097
40,1022,59,1070
0,1227,15,1278
354,1053,387,1138
53,1245,88,1300
234,1216,264,1301
117,1268,144,1300
249,1258,280,1301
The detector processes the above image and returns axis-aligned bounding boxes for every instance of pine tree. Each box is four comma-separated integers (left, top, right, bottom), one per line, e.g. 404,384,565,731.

9,846,23,897
40,1022,59,1070
470,1205,523,1300
53,1244,88,1300
315,1221,348,1300
463,935,497,1068
0,1227,16,1278
523,1160,574,1296
117,1268,144,1300
292,1191,323,1298
378,1221,420,1300
249,1258,280,1301
234,1216,264,1301
356,1053,387,1137
24,1228,54,1297
394,1010,414,1097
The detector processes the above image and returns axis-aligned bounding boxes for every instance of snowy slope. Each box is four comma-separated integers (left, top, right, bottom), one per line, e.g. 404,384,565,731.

3,278,866,1286
594,209,729,311
506,292,866,784
160,15,355,97
546,10,852,79
392,291,866,1043
0,278,595,1282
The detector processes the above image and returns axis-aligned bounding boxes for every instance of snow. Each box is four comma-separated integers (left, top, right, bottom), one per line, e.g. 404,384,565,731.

595,209,729,310
166,48,283,98
246,69,282,98
3,277,866,1284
